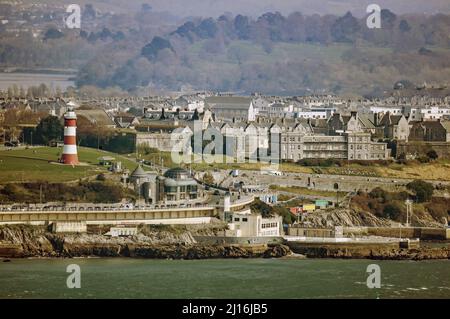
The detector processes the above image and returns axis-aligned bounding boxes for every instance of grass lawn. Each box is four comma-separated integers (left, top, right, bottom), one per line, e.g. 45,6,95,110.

279,160,450,180
136,150,450,181
137,150,314,173
0,146,138,183
269,185,346,198
374,161,450,181
316,161,450,181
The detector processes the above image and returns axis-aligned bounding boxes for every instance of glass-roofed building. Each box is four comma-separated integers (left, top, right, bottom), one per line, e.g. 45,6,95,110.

129,166,200,204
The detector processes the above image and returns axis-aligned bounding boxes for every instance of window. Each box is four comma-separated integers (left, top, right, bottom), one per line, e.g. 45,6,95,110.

164,186,177,193
234,218,240,222
187,185,198,192
242,218,248,222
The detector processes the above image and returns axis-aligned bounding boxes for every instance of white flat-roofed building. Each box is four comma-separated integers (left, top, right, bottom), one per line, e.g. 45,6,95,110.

420,106,450,121
296,107,336,120
225,210,282,237
369,106,403,115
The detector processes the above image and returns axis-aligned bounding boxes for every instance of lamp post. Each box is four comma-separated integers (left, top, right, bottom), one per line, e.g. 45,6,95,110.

405,199,413,227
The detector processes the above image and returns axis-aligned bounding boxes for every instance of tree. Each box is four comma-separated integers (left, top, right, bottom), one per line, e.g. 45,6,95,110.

141,37,174,61
407,180,434,203
202,172,214,185
399,20,411,33
84,4,96,19
369,187,390,202
426,149,438,161
141,3,152,12
44,27,64,40
331,12,361,43
34,116,63,145
192,109,199,120
383,203,403,221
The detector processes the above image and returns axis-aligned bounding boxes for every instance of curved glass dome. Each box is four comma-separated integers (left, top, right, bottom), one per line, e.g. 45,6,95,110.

163,167,191,180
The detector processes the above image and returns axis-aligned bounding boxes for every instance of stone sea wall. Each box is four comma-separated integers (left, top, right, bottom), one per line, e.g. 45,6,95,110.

286,241,450,260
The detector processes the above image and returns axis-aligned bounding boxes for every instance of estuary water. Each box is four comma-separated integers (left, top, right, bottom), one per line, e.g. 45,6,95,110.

0,72,75,90
0,258,449,299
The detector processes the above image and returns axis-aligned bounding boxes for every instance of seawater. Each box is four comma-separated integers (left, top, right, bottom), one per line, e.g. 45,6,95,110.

0,258,449,298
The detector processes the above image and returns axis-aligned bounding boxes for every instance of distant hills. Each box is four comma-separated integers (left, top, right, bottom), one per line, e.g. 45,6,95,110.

23,0,450,17
3,2,450,96
74,10,450,96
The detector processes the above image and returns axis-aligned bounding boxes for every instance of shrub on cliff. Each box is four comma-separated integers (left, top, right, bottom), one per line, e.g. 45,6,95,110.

382,202,405,221
251,199,295,224
407,180,434,203
369,187,390,202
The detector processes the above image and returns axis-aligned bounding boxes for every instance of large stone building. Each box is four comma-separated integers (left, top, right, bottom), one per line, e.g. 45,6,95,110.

409,120,450,142
279,131,389,161
201,112,390,162
277,113,389,161
377,112,410,141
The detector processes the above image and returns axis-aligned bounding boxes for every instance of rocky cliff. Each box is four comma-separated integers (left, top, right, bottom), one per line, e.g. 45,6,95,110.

302,207,444,228
0,225,291,259
302,209,392,228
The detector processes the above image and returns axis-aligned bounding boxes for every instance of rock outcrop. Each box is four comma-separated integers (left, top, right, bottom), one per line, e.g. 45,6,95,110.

302,209,391,228
0,225,291,259
287,243,450,260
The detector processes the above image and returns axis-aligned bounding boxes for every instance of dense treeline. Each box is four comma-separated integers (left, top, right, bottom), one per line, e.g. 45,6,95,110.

75,11,450,95
2,8,450,95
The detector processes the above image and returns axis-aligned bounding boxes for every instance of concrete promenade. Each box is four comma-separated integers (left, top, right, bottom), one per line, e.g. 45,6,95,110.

0,205,217,224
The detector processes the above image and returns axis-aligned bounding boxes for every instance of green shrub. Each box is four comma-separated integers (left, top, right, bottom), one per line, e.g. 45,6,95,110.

407,180,434,203
417,156,430,164
296,158,340,167
382,202,405,221
368,187,392,202
426,149,438,160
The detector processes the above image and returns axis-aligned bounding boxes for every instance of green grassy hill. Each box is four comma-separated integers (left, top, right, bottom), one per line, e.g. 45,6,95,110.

0,146,138,183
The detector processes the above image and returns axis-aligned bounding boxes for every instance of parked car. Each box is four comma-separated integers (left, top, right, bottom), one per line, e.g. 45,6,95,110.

4,141,18,147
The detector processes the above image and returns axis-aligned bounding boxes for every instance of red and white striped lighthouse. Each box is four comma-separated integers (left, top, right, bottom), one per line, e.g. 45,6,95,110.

61,107,79,165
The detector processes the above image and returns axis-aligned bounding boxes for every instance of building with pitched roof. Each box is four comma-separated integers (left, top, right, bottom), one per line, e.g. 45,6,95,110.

205,96,255,122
